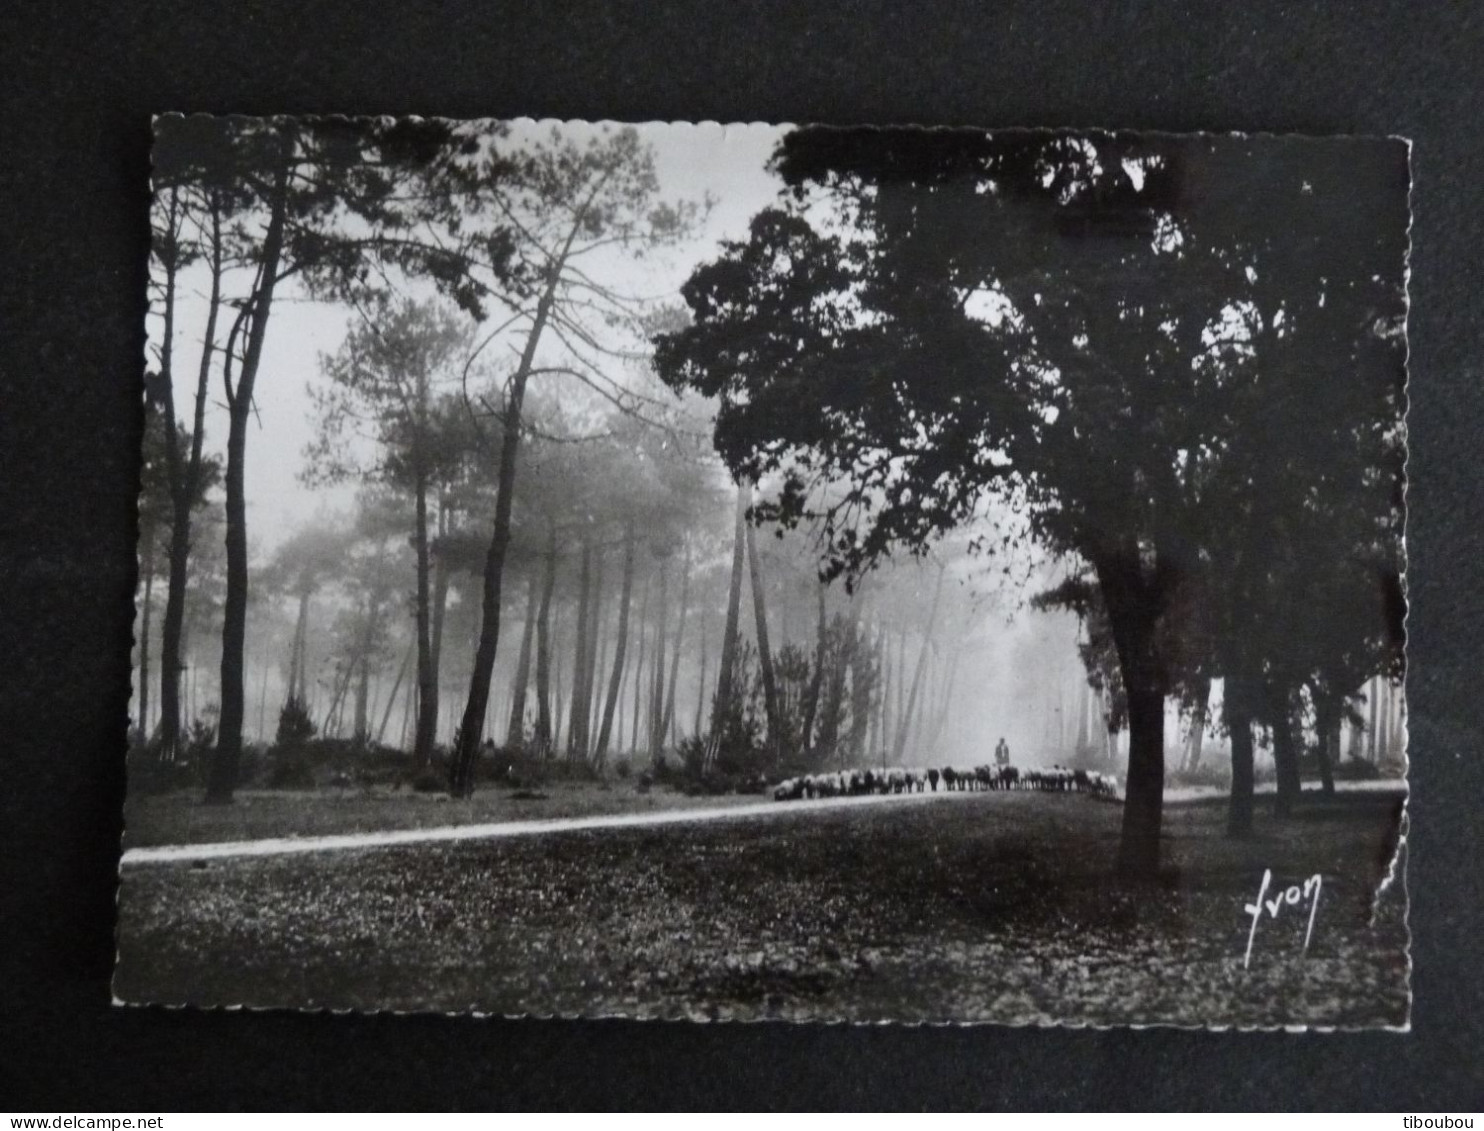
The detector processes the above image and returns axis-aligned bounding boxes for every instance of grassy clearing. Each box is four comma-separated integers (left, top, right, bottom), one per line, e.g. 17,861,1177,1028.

115,788,1407,1027
122,781,767,849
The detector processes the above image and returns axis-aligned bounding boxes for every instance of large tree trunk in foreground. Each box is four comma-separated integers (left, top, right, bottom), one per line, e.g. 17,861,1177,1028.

596,528,636,762
207,144,290,805
1091,549,1171,881
158,192,223,764
745,523,781,763
506,569,539,749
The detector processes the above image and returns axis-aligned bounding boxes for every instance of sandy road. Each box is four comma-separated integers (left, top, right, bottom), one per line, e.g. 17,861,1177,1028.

118,777,1403,868
119,786,983,867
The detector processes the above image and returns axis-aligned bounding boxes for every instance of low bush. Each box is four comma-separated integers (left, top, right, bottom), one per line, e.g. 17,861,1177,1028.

125,748,198,796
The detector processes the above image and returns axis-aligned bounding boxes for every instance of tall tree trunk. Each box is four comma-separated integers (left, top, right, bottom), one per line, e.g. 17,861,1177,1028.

848,620,882,763
800,583,827,757
1312,690,1338,796
1184,676,1211,771
595,528,636,761
286,589,309,707
506,569,540,749
1378,679,1393,763
693,615,708,737
451,192,602,794
377,637,414,745
1366,676,1379,762
745,524,781,763
430,505,452,672
925,647,960,759
709,483,749,760
1226,674,1256,837
630,583,649,756
256,653,269,742
296,602,310,702
207,139,290,804
566,542,594,761
353,594,380,746
1091,549,1171,881
892,567,945,764
578,546,602,748
648,559,671,760
159,193,223,765
660,548,691,745
321,659,355,739
551,611,565,754
532,530,559,758
1268,682,1302,818
411,468,439,769
354,649,371,744
137,511,156,739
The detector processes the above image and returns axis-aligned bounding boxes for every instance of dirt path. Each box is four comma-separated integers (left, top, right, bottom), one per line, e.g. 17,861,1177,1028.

119,787,984,866
119,777,1404,867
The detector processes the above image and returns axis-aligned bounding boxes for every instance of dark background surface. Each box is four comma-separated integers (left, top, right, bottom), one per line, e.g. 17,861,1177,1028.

1,0,1481,1111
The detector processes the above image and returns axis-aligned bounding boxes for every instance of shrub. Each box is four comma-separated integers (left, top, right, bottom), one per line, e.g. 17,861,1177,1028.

267,754,316,790
411,768,445,793
125,747,197,795
275,696,316,745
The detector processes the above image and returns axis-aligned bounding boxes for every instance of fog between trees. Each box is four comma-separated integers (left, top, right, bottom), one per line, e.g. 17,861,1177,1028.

134,120,1407,881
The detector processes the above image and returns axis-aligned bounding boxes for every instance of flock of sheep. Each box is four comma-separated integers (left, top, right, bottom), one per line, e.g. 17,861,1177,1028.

771,763,1120,802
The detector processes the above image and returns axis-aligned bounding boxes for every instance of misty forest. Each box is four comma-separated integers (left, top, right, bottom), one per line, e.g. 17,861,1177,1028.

119,119,1409,1026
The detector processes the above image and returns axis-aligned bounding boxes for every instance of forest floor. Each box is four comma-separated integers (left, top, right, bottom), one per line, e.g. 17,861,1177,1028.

115,786,1409,1028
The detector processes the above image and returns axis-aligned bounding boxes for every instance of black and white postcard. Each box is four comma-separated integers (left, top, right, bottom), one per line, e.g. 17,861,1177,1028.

115,118,1410,1028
